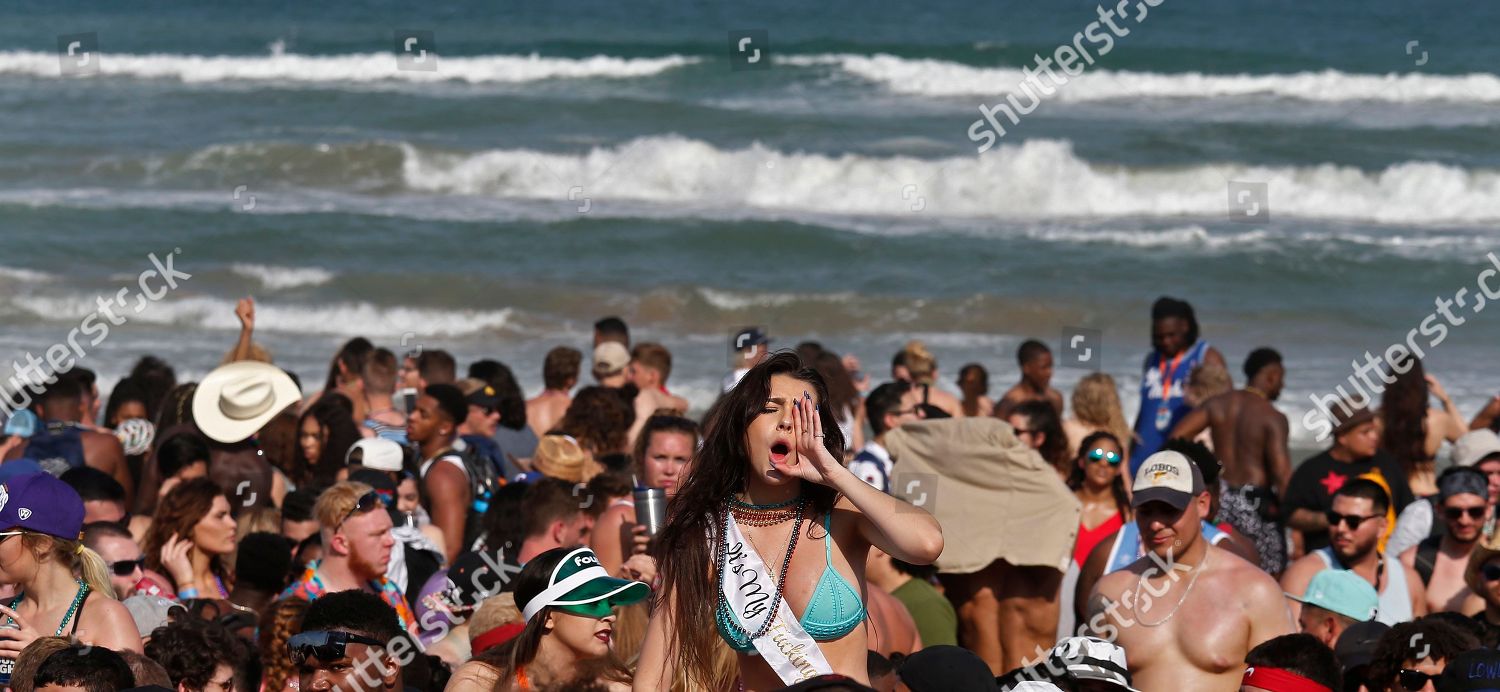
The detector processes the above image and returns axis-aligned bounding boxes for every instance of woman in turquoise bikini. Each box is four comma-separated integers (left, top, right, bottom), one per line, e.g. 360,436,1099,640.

636,353,944,691
0,472,141,680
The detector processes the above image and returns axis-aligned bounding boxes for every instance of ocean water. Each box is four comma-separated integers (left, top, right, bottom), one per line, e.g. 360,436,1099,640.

1,0,1498,452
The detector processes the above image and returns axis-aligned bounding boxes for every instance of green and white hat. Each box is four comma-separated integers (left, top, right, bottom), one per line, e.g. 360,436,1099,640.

519,547,650,622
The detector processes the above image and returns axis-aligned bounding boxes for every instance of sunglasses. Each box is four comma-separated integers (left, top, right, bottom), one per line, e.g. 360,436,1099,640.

1445,506,1486,521
0,531,23,544
288,630,386,665
1325,512,1379,530
1399,669,1436,691
1483,563,1500,582
1086,448,1121,464
109,558,145,577
335,491,385,532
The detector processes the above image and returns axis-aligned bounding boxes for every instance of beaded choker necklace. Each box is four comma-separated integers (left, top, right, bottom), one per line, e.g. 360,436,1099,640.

726,495,803,526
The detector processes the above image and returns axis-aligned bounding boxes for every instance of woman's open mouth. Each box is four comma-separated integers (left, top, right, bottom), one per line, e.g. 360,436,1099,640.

770,440,791,464
595,629,612,643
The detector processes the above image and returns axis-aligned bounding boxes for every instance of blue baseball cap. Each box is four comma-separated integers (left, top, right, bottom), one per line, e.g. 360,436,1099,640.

1288,569,1378,622
0,472,85,540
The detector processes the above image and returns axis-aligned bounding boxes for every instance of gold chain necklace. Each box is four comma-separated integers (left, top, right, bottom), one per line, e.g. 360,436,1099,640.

1131,548,1209,627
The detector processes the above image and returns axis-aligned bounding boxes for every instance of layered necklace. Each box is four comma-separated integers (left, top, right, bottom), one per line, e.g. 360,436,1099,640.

715,494,806,641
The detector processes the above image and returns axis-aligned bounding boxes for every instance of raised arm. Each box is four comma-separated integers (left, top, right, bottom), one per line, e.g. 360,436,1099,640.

228,297,255,363
787,392,943,565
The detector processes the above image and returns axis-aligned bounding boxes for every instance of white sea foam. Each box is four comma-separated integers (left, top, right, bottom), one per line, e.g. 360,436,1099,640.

0,50,697,83
7,294,512,338
400,136,1500,224
786,53,1500,103
228,264,335,290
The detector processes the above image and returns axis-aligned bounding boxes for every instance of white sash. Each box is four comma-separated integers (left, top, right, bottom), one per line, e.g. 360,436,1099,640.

720,513,834,684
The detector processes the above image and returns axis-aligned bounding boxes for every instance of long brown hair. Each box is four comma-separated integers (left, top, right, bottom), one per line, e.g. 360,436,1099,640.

142,478,232,589
1381,354,1429,474
650,351,845,686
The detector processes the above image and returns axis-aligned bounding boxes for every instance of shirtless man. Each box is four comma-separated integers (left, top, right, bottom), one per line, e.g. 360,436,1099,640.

626,343,690,446
8,373,133,504
526,346,581,437
994,340,1065,419
1086,450,1293,691
1280,479,1425,626
1074,438,1261,623
1171,347,1291,574
360,348,408,443
1400,467,1489,615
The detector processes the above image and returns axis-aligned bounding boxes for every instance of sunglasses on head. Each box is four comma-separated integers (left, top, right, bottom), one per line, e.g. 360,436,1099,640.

108,558,145,577
288,630,385,665
1398,669,1436,691
1325,511,1378,530
1086,448,1121,464
1483,563,1500,582
335,491,385,531
1444,506,1486,521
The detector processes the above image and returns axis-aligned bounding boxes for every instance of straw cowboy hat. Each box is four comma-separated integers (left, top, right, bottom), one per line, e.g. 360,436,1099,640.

192,361,301,444
1466,531,1500,595
532,434,602,484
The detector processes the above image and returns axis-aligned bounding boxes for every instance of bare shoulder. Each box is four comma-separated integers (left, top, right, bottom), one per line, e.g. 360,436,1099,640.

81,593,143,651
1212,546,1280,592
1279,552,1322,590
1092,565,1134,600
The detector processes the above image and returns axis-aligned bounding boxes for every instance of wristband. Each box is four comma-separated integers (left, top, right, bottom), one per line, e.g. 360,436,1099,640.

178,587,199,599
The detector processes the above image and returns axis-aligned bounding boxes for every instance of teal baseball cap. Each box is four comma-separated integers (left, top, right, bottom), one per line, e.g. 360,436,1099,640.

1288,569,1377,622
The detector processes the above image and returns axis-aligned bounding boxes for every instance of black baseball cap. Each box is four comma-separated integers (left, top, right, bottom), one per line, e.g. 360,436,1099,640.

732,327,770,350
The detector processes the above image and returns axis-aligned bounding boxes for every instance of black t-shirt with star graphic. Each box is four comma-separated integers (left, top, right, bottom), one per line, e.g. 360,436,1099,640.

1283,448,1415,551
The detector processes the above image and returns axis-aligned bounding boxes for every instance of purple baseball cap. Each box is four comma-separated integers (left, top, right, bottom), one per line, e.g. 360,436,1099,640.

0,472,85,540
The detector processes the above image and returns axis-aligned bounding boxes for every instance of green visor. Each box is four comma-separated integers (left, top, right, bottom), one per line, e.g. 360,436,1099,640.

520,547,651,622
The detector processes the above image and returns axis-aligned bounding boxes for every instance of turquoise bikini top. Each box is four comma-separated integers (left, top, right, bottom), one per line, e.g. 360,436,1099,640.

715,512,866,652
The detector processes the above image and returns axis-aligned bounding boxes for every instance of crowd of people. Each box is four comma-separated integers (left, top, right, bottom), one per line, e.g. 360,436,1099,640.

1,295,1500,691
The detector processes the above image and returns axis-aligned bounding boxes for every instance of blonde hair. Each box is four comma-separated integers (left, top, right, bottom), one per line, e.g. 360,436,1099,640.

234,506,281,544
313,481,374,530
18,534,115,601
901,340,938,385
1071,373,1131,455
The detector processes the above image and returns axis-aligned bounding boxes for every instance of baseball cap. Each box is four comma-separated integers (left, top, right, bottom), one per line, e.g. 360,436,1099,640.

0,472,85,540
592,342,630,378
1333,620,1389,671
517,546,649,622
1437,648,1500,690
731,327,770,351
1130,451,1205,511
897,645,1000,692
1439,467,1489,504
1047,636,1141,691
1453,429,1500,467
123,594,185,638
1287,569,1378,622
346,438,404,473
458,378,501,410
1328,402,1376,437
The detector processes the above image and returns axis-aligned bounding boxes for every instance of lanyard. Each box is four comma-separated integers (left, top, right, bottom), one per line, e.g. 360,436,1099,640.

1157,351,1186,402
